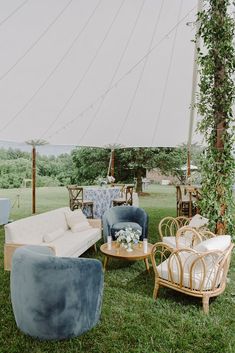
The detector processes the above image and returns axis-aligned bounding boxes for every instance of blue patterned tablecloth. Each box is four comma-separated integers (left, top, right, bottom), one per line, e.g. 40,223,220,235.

83,187,121,218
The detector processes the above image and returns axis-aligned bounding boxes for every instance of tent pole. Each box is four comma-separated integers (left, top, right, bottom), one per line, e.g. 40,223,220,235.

107,150,112,176
111,149,115,178
187,0,203,180
26,139,48,214
32,146,36,214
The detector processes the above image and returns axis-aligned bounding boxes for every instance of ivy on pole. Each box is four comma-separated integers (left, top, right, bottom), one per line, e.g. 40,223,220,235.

196,0,235,234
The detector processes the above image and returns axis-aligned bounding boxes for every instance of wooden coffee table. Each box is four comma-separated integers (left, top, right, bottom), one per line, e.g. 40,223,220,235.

100,241,153,271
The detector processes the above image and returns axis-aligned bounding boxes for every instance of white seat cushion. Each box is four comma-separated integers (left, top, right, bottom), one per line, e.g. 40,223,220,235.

194,235,231,252
47,228,100,257
64,209,90,232
43,228,64,243
157,251,221,290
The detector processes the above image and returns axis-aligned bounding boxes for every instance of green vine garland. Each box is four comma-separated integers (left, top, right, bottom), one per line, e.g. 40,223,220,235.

196,0,235,234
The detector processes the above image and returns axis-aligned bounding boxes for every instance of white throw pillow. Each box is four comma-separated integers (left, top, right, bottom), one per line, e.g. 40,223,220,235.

43,228,64,243
64,209,90,232
194,235,231,252
189,214,209,228
65,209,87,227
71,221,92,233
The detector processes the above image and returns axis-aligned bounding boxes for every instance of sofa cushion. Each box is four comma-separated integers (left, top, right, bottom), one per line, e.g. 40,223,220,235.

47,228,100,257
65,209,90,232
194,235,231,252
71,221,92,233
189,214,209,228
43,228,64,243
5,207,69,244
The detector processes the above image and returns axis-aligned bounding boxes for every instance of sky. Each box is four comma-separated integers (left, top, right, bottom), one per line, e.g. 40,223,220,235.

0,0,204,148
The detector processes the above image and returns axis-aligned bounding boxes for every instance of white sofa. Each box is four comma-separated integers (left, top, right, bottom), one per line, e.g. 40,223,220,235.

4,207,101,271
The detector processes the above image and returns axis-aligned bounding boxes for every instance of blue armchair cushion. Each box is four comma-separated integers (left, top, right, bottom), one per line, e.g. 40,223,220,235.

10,245,104,341
102,206,148,241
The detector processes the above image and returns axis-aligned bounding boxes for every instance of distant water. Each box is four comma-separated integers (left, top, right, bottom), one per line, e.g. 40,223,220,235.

0,140,76,156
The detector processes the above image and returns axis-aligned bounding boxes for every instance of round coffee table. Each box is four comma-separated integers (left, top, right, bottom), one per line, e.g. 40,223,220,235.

100,241,153,271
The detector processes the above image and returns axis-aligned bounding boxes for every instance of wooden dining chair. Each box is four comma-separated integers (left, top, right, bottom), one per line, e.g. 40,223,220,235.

176,185,195,217
112,185,134,206
66,185,94,218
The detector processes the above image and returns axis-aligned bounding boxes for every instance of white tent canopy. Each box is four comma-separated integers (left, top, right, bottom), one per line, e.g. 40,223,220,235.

0,0,203,148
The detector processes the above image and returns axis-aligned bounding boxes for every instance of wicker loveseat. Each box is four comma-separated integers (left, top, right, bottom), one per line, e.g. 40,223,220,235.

151,235,233,313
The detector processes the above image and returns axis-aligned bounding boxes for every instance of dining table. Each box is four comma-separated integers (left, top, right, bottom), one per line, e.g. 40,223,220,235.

83,186,121,219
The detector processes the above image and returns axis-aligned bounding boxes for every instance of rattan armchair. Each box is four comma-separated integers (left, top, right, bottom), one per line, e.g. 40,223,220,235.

151,239,233,313
158,215,211,249
158,216,189,239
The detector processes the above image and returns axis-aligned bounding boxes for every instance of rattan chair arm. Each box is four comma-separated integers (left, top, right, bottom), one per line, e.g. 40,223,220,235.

151,242,175,276
158,217,179,240
175,226,202,248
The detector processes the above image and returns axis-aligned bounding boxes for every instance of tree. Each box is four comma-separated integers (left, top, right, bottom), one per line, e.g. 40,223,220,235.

196,0,235,233
71,146,195,192
71,147,110,185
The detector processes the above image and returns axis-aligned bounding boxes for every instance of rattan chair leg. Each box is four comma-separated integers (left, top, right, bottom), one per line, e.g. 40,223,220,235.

153,281,160,300
202,295,209,314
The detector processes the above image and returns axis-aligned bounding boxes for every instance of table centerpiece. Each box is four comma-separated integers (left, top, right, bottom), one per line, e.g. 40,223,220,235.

115,227,141,252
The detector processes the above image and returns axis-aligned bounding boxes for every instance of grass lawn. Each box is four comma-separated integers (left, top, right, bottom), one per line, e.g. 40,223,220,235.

0,185,234,353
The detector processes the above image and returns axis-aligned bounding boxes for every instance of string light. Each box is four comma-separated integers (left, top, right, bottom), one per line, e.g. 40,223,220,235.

41,0,126,138
0,0,30,28
48,3,197,142
150,0,184,146
77,0,146,144
0,0,74,82
0,2,197,142
114,0,164,144
0,0,103,134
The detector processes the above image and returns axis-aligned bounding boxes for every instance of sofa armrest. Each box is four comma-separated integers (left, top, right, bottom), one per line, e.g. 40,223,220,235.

88,218,102,229
4,243,56,271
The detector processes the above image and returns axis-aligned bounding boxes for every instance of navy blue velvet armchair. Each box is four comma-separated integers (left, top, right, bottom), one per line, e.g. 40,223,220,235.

10,245,104,340
102,206,148,242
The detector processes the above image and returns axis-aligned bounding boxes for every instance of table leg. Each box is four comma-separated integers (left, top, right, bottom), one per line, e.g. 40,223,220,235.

103,256,109,271
144,258,150,272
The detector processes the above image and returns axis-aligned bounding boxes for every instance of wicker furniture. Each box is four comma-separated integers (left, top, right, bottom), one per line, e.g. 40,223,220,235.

100,241,153,271
158,216,189,239
67,185,94,218
151,236,233,313
158,214,211,249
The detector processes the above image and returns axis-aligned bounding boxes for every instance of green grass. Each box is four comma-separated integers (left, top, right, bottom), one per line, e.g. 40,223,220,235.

0,185,234,353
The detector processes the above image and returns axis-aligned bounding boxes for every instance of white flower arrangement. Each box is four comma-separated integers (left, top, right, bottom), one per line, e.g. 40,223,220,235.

115,227,141,246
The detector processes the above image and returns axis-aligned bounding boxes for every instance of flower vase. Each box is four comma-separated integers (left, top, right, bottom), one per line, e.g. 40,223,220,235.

126,243,133,252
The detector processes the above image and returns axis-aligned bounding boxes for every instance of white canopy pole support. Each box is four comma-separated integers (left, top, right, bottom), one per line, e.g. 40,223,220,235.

187,0,203,179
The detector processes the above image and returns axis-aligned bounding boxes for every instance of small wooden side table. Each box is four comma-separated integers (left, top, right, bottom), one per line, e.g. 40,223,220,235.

100,241,153,271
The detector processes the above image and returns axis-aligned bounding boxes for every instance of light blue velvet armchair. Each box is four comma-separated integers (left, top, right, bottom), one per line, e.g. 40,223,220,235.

102,206,148,242
10,245,104,340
